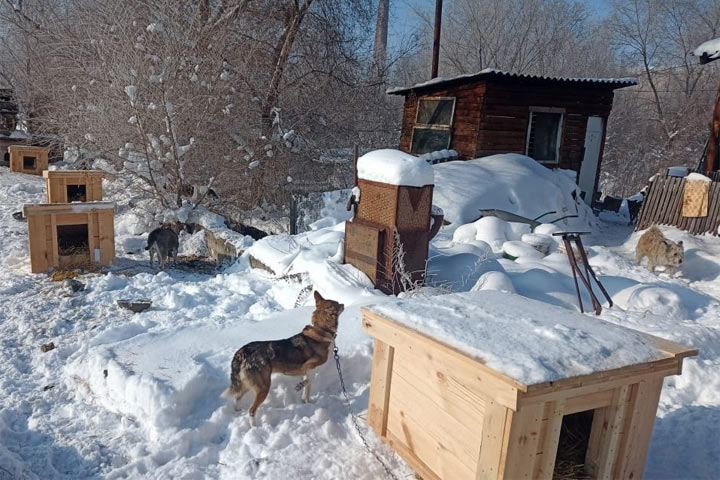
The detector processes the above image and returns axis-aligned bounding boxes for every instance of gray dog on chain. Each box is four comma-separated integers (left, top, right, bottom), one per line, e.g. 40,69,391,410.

146,227,179,270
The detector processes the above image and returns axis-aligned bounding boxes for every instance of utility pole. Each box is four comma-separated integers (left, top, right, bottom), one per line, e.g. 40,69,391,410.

431,0,443,79
372,0,390,78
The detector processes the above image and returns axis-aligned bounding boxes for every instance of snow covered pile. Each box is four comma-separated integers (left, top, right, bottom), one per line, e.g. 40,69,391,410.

432,154,593,231
357,149,434,187
693,37,720,62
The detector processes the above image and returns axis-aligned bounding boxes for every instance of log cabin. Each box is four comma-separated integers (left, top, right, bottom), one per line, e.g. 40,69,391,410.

387,69,637,205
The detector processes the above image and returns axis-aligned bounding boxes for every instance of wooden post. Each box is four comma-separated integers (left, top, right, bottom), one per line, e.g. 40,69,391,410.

706,82,720,173
353,144,359,186
431,0,443,79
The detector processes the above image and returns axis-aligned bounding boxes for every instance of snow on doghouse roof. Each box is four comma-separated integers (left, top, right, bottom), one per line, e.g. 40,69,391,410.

357,149,434,187
693,37,720,64
364,290,691,386
387,68,638,95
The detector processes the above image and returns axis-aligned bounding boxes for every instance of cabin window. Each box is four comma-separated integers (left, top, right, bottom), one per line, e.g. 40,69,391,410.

411,97,455,155
526,108,564,164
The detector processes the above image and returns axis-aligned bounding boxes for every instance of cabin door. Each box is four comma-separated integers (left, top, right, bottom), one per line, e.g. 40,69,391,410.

578,116,604,205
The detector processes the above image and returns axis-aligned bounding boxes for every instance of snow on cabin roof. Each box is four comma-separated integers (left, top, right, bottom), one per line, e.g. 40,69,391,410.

693,37,720,64
364,290,683,386
387,68,638,95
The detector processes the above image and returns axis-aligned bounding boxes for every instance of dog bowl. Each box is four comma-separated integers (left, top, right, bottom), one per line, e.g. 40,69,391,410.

117,299,152,313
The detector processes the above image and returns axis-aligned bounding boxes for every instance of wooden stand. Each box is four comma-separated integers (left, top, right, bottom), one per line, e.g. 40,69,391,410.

362,301,697,480
344,179,433,293
9,145,49,175
44,170,104,203
23,203,115,273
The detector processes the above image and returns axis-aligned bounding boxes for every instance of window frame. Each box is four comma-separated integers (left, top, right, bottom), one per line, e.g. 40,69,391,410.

410,96,456,155
525,106,565,165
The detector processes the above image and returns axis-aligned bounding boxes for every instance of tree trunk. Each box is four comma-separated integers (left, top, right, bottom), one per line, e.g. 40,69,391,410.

706,81,720,173
261,0,313,136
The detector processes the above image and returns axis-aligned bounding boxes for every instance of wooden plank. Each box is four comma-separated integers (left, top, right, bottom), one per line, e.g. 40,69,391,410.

564,389,614,415
27,215,48,273
476,400,512,480
87,212,97,257
49,214,58,268
392,347,486,428
534,400,565,479
367,340,394,437
98,210,115,266
519,366,676,407
615,377,663,479
386,394,476,480
54,213,88,226
362,311,523,409
385,430,441,480
586,385,631,479
388,371,482,473
523,355,679,398
502,402,545,479
23,202,115,215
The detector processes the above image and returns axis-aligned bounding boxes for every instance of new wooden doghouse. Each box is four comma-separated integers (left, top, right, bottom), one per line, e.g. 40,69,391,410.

9,145,49,175
363,291,697,480
23,202,115,273
344,150,434,294
44,170,104,203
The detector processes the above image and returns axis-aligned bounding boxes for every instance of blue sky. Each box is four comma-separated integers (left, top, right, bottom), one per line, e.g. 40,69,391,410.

388,0,612,49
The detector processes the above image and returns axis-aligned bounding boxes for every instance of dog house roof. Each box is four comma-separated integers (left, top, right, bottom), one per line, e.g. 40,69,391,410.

23,202,115,216
363,290,696,389
43,170,105,177
386,68,638,96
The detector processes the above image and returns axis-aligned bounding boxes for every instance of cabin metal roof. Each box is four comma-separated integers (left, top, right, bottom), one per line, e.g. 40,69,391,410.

387,68,638,96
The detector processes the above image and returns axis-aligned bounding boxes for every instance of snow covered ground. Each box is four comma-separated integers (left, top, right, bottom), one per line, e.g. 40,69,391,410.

1,155,719,479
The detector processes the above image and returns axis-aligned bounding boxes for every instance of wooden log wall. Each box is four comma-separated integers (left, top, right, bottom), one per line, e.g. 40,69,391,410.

636,173,720,236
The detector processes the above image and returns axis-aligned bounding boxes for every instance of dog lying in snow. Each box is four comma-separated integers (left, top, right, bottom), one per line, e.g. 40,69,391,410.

636,226,684,274
145,227,179,270
222,291,344,426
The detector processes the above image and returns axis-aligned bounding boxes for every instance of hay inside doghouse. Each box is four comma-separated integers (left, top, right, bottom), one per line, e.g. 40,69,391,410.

57,224,92,269
553,409,594,479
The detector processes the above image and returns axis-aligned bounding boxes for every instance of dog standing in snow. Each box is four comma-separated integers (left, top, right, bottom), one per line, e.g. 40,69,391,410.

635,226,684,274
145,227,179,270
222,291,344,426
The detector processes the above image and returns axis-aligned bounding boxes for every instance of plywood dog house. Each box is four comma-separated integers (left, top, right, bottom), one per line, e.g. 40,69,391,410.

44,170,104,203
388,69,637,204
344,150,434,294
23,202,115,273
9,145,49,175
363,291,697,480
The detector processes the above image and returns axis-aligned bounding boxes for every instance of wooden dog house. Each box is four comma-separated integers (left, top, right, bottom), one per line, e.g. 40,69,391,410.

44,170,104,203
9,145,48,175
363,291,697,480
23,202,115,273
344,150,434,294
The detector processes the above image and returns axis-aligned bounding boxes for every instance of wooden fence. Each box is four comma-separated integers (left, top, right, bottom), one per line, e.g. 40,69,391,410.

636,172,720,235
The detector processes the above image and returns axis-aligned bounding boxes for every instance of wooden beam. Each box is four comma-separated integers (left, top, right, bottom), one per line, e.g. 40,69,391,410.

706,80,720,172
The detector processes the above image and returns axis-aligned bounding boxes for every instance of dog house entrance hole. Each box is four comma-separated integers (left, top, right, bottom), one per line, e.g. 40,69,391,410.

553,409,594,479
57,224,90,266
67,184,87,202
23,156,37,169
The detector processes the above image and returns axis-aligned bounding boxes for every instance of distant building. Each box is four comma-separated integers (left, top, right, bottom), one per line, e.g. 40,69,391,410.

388,69,637,204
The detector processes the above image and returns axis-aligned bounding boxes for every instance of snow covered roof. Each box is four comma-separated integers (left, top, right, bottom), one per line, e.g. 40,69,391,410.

693,37,720,64
387,68,638,95
365,290,694,386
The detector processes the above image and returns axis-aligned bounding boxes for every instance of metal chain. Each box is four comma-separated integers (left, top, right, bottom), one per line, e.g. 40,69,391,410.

333,345,401,480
